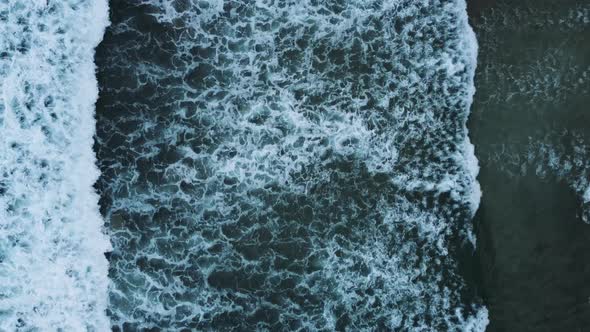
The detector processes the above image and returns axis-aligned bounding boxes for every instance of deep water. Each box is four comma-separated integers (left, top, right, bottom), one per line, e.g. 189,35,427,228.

467,0,590,330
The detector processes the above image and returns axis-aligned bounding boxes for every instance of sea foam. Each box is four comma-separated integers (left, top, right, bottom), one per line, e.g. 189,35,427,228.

0,0,110,330
96,0,487,330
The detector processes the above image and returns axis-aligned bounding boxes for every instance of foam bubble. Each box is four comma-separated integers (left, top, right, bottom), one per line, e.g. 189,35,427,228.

0,0,110,330
96,0,486,330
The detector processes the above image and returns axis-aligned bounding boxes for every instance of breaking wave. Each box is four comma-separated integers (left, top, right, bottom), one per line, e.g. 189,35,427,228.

0,0,110,330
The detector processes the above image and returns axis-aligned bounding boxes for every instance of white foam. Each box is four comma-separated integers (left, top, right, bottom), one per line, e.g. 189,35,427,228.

460,7,482,218
458,306,490,332
0,0,110,330
98,0,488,330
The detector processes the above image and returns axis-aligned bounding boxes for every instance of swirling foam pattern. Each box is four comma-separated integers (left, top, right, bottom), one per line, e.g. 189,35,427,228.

95,0,488,330
0,0,110,330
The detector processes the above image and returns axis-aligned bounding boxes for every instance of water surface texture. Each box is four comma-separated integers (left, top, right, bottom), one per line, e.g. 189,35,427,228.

468,0,590,330
95,0,487,330
0,1,110,330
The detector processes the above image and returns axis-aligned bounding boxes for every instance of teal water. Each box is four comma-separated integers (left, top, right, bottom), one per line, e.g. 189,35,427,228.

94,1,488,330
468,0,590,330
4,0,590,330
92,0,590,330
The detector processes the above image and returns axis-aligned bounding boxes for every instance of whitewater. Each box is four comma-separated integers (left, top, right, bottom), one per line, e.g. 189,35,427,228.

1,0,490,330
0,0,110,330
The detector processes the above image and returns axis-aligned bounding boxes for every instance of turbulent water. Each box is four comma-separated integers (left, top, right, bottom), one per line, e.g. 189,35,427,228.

95,0,487,330
2,0,588,330
0,0,111,330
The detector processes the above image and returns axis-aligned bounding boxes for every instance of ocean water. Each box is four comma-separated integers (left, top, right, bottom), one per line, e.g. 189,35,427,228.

0,0,111,330
471,0,590,206
468,0,590,330
94,0,488,330
1,0,587,330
